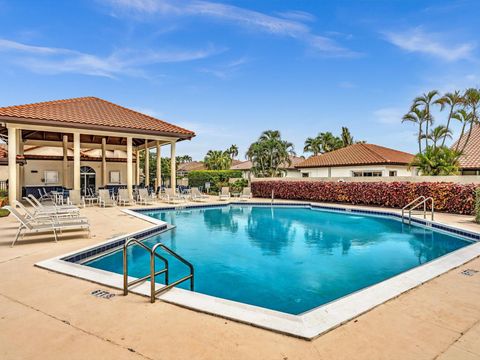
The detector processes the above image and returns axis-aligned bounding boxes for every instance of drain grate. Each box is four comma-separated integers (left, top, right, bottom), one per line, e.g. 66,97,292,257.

461,269,479,277
91,289,116,299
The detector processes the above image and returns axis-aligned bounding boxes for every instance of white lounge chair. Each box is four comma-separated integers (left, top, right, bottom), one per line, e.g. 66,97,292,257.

25,195,80,216
137,188,155,205
118,189,136,206
190,187,208,202
67,190,86,208
163,188,183,204
15,200,79,221
219,187,231,201
4,206,90,247
239,187,252,201
84,188,98,206
98,189,116,207
37,188,53,202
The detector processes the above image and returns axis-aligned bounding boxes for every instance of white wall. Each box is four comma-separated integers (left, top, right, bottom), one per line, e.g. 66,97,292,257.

299,165,414,178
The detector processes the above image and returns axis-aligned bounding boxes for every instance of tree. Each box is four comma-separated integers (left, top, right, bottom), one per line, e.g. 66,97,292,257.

460,88,480,154
204,150,232,170
411,146,460,175
402,107,428,154
412,90,439,148
452,109,473,152
434,91,463,147
423,125,452,150
318,132,343,153
227,144,239,160
304,136,322,156
340,126,354,146
176,155,192,163
247,130,295,177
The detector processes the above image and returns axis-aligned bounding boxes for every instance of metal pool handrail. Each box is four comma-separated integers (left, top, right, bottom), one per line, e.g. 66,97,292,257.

123,237,169,296
150,243,194,303
401,196,435,225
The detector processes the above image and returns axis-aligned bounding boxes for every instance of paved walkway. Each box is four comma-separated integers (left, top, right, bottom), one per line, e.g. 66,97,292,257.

0,199,479,359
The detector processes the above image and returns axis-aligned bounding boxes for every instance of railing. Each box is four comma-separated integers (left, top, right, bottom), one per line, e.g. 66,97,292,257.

0,180,8,192
123,237,194,303
401,196,435,225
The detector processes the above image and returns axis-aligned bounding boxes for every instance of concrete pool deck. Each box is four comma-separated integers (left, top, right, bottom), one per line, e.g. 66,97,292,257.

1,198,480,359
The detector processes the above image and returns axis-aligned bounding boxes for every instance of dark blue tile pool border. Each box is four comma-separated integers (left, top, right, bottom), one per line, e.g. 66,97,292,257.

61,224,168,263
63,202,479,264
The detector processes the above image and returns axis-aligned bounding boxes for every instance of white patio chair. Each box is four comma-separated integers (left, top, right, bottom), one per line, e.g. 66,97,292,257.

67,190,86,208
239,187,252,201
98,189,116,207
27,194,79,213
4,206,90,247
219,187,231,201
14,200,79,222
118,189,136,206
137,188,155,205
84,188,98,206
163,188,183,204
190,187,208,202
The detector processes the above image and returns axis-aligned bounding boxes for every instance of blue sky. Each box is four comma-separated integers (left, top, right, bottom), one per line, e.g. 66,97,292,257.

0,0,479,160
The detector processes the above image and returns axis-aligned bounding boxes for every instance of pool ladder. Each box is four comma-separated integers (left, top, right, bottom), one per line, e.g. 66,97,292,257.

123,238,194,303
401,196,434,225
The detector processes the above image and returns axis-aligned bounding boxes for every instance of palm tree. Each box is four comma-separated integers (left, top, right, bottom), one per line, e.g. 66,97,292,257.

402,107,427,153
304,136,322,156
176,155,192,163
340,126,354,146
452,109,473,152
318,132,343,153
204,150,232,170
434,91,463,147
423,125,452,149
227,144,239,160
460,88,480,154
411,146,460,175
413,90,439,148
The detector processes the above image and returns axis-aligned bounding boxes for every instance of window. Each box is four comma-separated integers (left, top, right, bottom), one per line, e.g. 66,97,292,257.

44,171,59,184
389,171,397,177
302,173,309,178
352,171,382,177
109,171,121,184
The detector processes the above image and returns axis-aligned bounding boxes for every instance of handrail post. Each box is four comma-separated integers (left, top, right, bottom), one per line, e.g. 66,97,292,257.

123,241,129,296
150,251,156,303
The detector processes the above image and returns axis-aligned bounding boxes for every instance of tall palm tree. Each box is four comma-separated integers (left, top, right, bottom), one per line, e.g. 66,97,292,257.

434,90,463,147
227,144,239,160
423,125,452,149
452,109,473,152
204,150,232,170
402,107,427,153
413,90,439,148
461,88,480,154
304,136,322,156
318,132,343,153
340,126,354,146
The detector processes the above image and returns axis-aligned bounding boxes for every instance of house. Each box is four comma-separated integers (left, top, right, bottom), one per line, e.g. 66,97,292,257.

0,96,195,202
296,143,415,178
452,125,480,175
177,161,206,177
231,156,304,180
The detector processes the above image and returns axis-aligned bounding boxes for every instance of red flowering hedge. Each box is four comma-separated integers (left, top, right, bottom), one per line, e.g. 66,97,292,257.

251,180,478,215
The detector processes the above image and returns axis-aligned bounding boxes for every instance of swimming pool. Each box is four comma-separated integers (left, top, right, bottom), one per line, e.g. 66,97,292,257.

85,205,470,315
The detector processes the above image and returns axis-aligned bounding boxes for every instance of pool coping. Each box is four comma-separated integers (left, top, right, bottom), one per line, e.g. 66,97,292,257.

35,201,480,340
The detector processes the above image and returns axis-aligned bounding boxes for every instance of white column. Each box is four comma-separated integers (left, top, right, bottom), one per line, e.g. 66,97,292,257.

126,137,133,194
144,140,150,187
170,141,176,189
7,127,17,203
156,141,161,190
62,135,68,187
17,130,23,199
136,150,140,185
101,137,107,186
73,132,81,191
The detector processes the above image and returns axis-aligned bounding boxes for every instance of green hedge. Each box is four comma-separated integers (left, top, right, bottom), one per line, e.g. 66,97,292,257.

476,188,480,223
188,170,243,193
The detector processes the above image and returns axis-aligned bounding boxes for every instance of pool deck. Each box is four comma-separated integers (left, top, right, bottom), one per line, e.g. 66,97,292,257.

1,198,480,359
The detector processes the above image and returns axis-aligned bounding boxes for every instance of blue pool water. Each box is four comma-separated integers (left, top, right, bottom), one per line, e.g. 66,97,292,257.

86,206,470,314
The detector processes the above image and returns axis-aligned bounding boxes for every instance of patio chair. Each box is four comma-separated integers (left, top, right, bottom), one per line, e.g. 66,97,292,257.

25,195,80,216
37,188,53,202
137,188,155,205
4,206,90,247
98,189,116,207
14,200,79,222
163,188,183,204
67,190,86,208
190,187,208,202
219,187,231,201
118,189,136,206
239,187,252,201
84,188,98,206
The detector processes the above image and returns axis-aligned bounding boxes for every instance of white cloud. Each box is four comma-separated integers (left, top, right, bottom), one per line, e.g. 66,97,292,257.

101,0,359,57
0,38,221,78
373,107,404,124
199,56,249,79
383,27,475,62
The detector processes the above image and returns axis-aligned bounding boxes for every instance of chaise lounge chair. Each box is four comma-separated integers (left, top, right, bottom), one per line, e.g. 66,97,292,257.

163,188,184,204
190,187,209,202
118,189,136,206
24,195,80,216
136,188,155,205
4,205,90,247
239,187,252,201
98,189,116,207
219,187,231,201
67,190,86,208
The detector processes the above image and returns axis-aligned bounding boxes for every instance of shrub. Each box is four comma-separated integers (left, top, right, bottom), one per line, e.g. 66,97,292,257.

0,208,9,217
188,170,243,193
230,178,249,193
476,188,480,223
252,180,478,215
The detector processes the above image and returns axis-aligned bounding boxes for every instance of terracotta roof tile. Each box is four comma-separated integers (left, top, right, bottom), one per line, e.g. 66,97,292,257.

296,143,414,168
452,125,480,169
0,97,195,138
177,161,206,172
